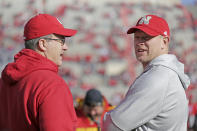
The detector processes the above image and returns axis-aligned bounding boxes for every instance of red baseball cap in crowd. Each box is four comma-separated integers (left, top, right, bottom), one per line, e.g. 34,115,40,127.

127,14,170,37
24,14,77,41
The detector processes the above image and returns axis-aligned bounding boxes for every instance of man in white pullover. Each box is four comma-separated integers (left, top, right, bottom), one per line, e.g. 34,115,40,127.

103,14,190,131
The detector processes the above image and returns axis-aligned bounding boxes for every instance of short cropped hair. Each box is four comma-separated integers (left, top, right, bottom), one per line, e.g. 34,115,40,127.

24,34,52,50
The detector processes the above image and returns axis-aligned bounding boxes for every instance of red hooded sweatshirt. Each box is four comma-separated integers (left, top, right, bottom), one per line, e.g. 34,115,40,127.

0,49,77,131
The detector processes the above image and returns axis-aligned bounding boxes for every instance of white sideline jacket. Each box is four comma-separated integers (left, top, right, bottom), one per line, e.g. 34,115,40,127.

103,54,190,131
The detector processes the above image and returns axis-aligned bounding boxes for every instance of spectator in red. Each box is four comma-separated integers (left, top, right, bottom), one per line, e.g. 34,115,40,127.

75,89,114,131
0,14,77,131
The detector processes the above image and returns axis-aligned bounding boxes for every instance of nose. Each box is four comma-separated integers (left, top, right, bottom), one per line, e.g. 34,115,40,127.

62,43,68,50
138,42,144,45
90,109,97,116
135,41,144,47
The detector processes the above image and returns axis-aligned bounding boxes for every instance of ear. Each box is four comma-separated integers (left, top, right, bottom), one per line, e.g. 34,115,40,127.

164,36,169,44
37,39,48,51
161,36,169,49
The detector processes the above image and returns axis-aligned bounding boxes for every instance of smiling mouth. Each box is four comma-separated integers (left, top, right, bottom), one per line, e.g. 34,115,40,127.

137,49,146,52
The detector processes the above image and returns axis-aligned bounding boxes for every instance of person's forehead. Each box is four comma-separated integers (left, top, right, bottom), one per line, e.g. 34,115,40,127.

134,30,149,36
85,105,103,110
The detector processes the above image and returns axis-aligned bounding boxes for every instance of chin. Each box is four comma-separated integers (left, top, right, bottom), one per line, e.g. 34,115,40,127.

137,57,144,62
56,61,62,66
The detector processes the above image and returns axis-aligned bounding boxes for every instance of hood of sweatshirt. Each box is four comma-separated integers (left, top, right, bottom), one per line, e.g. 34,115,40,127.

145,54,190,89
1,49,58,85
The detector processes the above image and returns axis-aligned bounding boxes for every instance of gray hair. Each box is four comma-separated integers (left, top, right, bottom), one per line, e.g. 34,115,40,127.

24,34,52,50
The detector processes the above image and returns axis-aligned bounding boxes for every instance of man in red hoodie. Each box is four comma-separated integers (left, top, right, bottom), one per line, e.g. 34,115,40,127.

0,14,77,131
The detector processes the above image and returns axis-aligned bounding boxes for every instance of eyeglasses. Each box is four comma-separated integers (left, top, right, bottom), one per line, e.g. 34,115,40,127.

44,38,66,46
